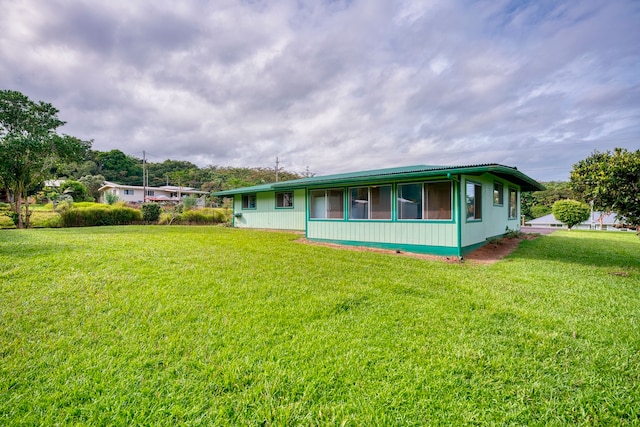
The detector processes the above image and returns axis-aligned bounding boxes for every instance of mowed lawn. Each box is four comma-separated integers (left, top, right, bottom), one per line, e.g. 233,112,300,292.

1,227,639,426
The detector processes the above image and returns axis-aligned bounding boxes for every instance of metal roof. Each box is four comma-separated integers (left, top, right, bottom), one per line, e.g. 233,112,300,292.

213,164,545,196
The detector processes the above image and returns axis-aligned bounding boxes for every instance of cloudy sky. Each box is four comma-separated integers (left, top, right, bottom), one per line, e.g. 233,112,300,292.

1,0,638,181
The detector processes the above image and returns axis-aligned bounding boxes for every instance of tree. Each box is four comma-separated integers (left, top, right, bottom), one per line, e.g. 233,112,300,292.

96,149,142,185
0,90,90,228
570,148,640,231
552,200,590,230
521,181,573,220
60,180,90,202
78,174,106,201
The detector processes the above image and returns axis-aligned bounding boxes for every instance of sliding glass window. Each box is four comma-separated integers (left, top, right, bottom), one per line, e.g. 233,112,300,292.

349,185,391,220
425,182,452,220
398,181,452,220
309,189,344,219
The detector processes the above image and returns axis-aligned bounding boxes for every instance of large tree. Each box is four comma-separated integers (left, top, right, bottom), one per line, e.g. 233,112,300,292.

570,148,640,231
0,90,90,228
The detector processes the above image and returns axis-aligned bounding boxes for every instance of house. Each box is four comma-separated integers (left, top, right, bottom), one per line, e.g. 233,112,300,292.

525,211,631,231
98,181,209,205
214,164,545,258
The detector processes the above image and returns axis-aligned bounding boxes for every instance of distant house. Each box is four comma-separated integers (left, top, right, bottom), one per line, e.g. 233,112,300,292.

214,164,545,258
98,181,208,205
525,211,631,231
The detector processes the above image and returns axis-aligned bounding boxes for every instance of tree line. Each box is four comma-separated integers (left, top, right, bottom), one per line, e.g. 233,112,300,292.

2,89,638,230
59,149,303,193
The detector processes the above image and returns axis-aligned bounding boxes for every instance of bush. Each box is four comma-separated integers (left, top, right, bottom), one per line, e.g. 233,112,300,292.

104,192,119,205
30,211,62,228
552,199,590,229
182,195,199,211
158,208,228,225
142,203,162,223
59,205,142,227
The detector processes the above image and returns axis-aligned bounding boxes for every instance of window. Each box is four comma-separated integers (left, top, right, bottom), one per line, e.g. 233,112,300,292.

275,192,293,208
466,182,482,220
348,185,391,220
124,189,134,195
310,189,344,219
242,194,256,209
493,182,504,205
426,182,452,219
508,187,518,219
397,183,422,219
397,181,452,220
146,190,155,196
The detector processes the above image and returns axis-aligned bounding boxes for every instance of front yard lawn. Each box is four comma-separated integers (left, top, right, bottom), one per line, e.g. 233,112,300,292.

1,227,638,425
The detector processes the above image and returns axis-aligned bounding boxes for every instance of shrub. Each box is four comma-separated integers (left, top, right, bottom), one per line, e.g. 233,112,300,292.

182,195,199,211
183,208,228,224
30,211,63,228
142,203,162,223
59,205,142,227
104,192,119,205
158,208,228,225
552,199,590,229
159,212,181,225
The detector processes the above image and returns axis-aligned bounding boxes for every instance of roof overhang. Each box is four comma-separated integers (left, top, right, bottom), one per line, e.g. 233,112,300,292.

213,164,545,196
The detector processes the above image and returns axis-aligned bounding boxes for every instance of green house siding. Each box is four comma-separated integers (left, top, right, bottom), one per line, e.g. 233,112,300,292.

307,221,458,248
215,164,543,257
233,189,305,231
460,174,521,247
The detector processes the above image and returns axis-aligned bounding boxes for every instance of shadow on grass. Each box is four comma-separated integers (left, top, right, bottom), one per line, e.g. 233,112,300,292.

512,231,639,271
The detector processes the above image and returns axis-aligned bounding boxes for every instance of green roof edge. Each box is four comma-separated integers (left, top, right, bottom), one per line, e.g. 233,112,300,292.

213,164,545,196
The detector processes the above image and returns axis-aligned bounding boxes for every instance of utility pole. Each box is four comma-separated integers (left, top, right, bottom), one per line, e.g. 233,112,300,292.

275,156,280,182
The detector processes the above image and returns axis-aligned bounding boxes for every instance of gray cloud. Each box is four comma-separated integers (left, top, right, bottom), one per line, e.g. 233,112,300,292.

0,0,638,181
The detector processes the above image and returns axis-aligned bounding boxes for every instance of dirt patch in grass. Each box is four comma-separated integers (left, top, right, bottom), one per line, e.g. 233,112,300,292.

297,233,541,264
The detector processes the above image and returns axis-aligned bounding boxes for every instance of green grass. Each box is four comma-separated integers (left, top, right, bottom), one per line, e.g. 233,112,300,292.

1,227,638,426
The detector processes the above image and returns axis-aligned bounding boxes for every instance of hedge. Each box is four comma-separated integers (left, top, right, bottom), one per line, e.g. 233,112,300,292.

59,205,142,227
159,208,229,225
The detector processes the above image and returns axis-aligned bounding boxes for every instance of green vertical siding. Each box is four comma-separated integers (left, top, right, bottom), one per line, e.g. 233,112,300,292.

233,189,305,231
307,221,458,247
460,174,521,247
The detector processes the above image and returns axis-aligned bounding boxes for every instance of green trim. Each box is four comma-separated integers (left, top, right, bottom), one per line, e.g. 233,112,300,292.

309,238,460,257
460,240,487,256
455,176,462,259
304,188,309,238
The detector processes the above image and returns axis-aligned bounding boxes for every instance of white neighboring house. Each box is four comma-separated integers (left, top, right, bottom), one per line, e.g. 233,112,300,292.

98,181,208,206
525,211,632,231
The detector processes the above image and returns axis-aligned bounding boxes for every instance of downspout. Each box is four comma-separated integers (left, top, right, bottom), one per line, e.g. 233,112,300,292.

448,173,463,260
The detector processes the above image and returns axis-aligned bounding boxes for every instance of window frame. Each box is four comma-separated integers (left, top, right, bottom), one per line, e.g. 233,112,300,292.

275,191,294,209
309,188,345,220
241,193,257,210
348,185,392,220
124,189,135,196
493,182,504,206
466,181,482,221
508,187,518,219
397,181,452,221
